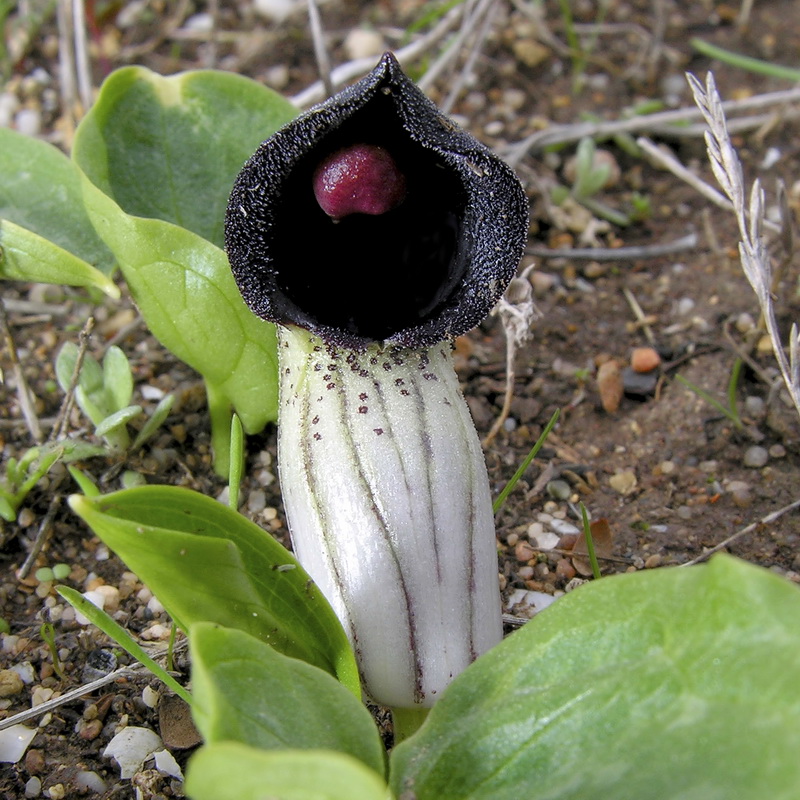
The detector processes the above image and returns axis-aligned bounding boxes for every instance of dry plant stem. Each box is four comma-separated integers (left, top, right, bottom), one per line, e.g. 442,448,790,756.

70,0,92,112
307,0,334,100
17,493,61,580
0,298,43,443
291,3,467,107
417,0,498,92
49,316,95,443
637,136,781,233
505,85,800,166
688,71,800,421
680,498,800,568
0,665,144,731
527,233,698,261
483,333,516,448
622,286,656,345
440,0,499,114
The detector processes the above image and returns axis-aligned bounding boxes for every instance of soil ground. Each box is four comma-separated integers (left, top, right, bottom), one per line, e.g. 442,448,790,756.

1,1,799,797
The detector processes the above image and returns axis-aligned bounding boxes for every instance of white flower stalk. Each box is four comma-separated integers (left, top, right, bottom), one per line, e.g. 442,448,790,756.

278,326,501,707
225,53,528,708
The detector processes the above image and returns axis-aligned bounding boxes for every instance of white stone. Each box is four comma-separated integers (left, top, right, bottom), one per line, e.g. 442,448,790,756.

531,530,560,551
154,748,183,779
0,725,37,764
104,727,163,779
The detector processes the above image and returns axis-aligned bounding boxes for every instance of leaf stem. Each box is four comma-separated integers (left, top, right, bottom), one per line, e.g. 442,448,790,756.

391,706,429,745
580,503,602,581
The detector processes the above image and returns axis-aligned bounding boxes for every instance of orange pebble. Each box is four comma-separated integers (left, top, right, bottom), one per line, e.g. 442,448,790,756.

631,346,661,373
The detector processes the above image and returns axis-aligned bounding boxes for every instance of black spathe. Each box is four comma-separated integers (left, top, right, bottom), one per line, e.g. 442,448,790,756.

225,52,528,350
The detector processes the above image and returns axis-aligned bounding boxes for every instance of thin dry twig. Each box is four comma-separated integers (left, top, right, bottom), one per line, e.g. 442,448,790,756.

526,232,698,261
505,85,800,167
307,0,334,100
680,498,800,568
484,265,540,447
0,297,43,443
17,493,62,580
0,665,144,731
440,0,500,114
637,136,781,233
418,0,498,92
49,316,95,443
291,2,468,107
622,286,656,346
688,71,800,421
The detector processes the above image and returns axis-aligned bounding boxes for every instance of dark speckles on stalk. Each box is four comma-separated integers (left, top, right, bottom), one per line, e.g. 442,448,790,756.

225,52,527,351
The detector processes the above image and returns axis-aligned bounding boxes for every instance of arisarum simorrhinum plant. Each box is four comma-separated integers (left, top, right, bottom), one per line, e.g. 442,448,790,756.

225,53,528,719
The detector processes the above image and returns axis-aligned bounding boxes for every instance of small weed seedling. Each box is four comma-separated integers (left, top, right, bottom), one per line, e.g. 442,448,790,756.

55,342,173,453
676,357,744,431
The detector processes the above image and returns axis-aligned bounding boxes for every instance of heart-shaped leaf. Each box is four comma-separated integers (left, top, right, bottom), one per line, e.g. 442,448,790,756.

391,555,800,799
73,66,297,249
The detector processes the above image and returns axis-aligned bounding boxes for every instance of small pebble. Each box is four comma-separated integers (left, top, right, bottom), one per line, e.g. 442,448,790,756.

644,553,663,569
743,445,769,468
531,530,560,551
630,347,661,373
676,297,695,315
517,566,534,580
247,489,267,514
735,312,756,334
529,270,560,296
74,771,107,794
77,718,103,741
548,518,580,536
545,479,571,500
14,108,41,136
769,443,786,459
94,585,120,613
0,669,24,697
699,460,718,474
17,508,36,528
727,480,752,508
24,777,41,799
555,559,577,580
622,366,658,397
514,541,536,562
597,359,623,413
659,460,676,475
24,748,45,774
744,395,766,418
609,470,637,495
343,28,385,60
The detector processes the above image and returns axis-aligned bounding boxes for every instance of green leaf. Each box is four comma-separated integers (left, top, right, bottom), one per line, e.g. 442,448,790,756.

57,585,192,705
78,176,279,438
55,341,104,397
186,743,392,800
131,393,174,451
68,486,360,696
93,404,141,437
390,555,800,800
0,128,115,274
102,346,133,411
190,623,385,775
0,219,119,297
73,66,297,249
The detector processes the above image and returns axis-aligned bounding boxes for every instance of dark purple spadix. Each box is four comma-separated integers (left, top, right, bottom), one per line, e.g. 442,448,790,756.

313,144,407,219
225,52,528,350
